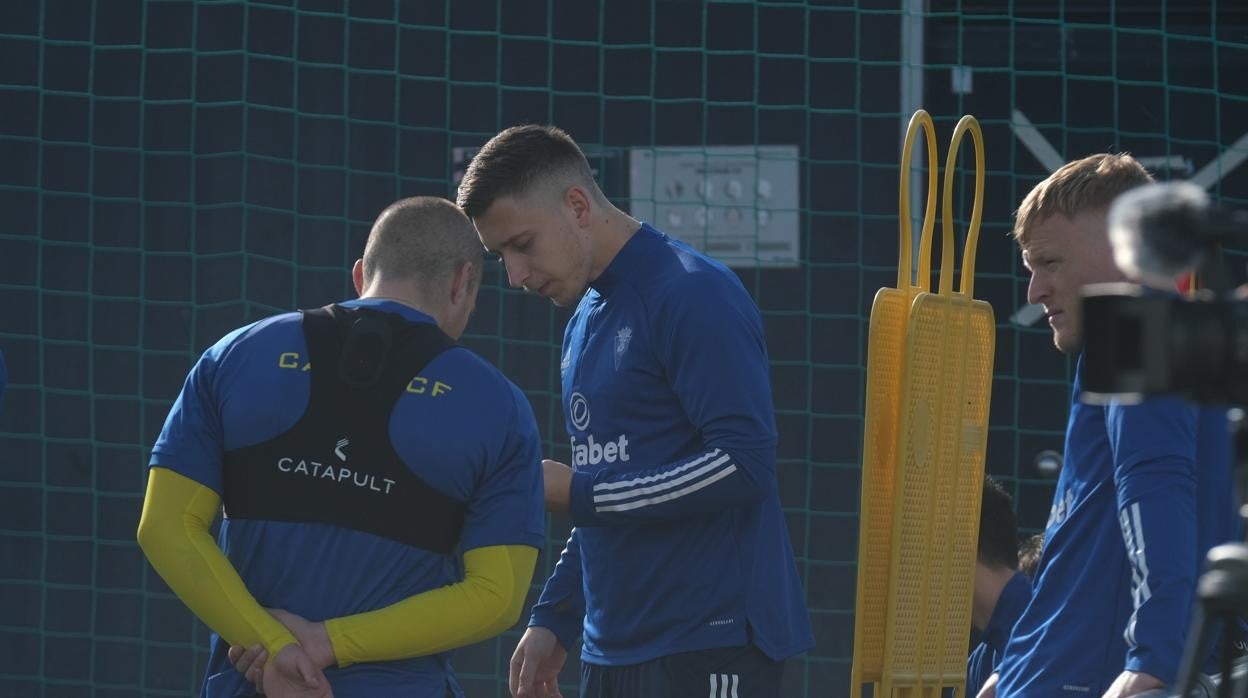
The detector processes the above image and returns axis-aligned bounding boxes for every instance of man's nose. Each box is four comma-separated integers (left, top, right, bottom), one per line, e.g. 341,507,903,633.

1026,271,1048,306
504,258,527,289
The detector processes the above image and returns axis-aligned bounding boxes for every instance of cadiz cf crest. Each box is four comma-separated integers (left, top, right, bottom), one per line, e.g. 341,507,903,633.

615,326,632,370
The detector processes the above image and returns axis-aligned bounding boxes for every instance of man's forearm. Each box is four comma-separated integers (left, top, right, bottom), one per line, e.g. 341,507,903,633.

1117,470,1198,682
529,530,585,649
568,445,774,526
326,545,537,666
137,467,298,656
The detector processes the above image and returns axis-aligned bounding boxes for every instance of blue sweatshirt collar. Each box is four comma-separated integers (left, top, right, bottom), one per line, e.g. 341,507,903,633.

590,223,664,296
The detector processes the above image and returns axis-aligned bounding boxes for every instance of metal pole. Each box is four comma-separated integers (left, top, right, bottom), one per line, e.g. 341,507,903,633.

901,0,926,284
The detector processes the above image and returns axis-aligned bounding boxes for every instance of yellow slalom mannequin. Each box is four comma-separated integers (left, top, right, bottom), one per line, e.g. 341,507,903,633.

850,109,939,691
851,113,995,698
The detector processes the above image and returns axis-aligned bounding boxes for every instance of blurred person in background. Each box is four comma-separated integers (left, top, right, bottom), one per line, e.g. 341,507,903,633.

967,476,1033,693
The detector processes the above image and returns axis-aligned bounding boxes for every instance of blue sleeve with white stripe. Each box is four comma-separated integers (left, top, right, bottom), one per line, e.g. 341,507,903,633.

1106,396,1200,683
528,529,585,649
568,271,778,526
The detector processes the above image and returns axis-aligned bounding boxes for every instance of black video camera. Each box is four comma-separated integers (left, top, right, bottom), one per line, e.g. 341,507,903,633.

1081,283,1248,406
1080,182,1248,406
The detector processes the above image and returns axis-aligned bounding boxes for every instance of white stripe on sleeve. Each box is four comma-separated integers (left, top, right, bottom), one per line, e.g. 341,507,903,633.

595,465,738,512
1129,502,1153,603
592,453,733,504
593,449,723,492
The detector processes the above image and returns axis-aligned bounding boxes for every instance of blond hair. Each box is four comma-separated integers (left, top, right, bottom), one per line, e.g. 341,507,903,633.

1013,153,1154,242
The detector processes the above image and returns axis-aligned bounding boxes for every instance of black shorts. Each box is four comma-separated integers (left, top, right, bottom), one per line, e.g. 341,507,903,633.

579,645,785,698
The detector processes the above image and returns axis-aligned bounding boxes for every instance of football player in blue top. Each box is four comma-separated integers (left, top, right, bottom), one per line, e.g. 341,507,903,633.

967,476,1032,694
982,154,1241,698
460,125,813,698
138,197,545,697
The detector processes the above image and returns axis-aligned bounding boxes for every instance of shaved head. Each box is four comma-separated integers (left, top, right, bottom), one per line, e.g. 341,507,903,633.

362,197,483,293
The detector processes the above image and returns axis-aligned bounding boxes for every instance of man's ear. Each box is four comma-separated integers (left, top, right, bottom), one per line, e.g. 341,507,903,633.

564,184,594,228
451,260,475,305
352,259,365,295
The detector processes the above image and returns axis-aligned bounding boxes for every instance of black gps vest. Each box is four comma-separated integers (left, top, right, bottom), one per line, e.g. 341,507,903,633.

221,304,466,554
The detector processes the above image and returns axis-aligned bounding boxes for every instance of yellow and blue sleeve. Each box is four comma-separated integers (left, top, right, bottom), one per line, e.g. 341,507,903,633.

138,467,538,668
325,543,537,667
136,467,298,657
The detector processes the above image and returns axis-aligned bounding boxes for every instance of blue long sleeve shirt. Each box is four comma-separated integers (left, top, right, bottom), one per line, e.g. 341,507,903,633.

995,355,1239,696
529,224,814,666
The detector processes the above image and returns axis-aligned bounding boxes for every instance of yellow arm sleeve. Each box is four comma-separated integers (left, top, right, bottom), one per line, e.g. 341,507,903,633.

325,544,537,667
136,467,298,657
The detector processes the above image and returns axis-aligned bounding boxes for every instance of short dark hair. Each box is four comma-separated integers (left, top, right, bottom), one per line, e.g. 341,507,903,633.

1018,533,1044,579
362,197,482,290
978,475,1020,570
456,124,598,218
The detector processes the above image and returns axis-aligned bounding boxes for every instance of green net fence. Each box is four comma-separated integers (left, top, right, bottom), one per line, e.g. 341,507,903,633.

1,1,1246,695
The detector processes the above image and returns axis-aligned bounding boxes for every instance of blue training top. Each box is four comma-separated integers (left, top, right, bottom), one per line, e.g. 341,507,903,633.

529,224,814,666
995,355,1239,696
967,571,1031,694
150,299,545,698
